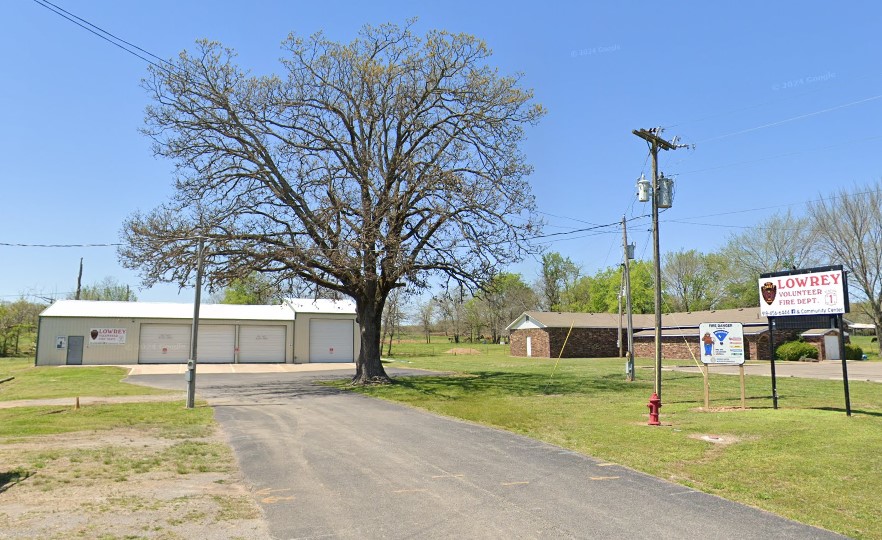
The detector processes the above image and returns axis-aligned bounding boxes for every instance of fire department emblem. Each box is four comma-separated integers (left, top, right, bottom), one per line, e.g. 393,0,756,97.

90,329,99,340
760,281,777,305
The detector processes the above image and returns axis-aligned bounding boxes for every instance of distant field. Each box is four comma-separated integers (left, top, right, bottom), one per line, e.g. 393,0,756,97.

850,335,879,360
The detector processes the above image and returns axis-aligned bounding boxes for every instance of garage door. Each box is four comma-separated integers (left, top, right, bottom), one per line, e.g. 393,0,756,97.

197,325,235,363
238,325,286,363
139,324,190,364
309,319,354,362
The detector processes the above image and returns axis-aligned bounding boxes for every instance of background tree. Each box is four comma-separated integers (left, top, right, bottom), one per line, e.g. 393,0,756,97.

662,250,726,312
539,252,580,311
0,299,44,357
810,182,882,352
470,272,537,342
70,277,137,302
119,23,544,383
381,289,406,355
435,289,468,344
218,272,283,305
721,210,819,307
416,299,435,344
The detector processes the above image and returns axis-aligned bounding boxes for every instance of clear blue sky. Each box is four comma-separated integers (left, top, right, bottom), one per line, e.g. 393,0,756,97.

3,1,882,303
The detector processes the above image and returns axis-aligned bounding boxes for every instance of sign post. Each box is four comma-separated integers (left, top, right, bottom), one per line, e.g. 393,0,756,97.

699,322,745,409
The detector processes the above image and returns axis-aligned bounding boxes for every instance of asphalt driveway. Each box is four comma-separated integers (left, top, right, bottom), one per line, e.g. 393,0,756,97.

128,369,844,539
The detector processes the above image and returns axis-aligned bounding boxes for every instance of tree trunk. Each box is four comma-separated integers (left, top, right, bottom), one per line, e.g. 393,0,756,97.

352,299,392,385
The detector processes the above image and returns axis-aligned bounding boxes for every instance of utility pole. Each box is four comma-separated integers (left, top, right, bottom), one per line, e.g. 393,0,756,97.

75,258,83,300
186,236,205,410
622,215,635,382
633,128,688,402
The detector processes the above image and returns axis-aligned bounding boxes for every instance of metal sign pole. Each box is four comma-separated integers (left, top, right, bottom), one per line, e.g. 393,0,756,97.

769,317,778,409
838,314,851,416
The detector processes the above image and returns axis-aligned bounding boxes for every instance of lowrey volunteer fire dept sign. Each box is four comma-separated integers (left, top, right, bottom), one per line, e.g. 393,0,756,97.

89,328,127,345
758,268,846,317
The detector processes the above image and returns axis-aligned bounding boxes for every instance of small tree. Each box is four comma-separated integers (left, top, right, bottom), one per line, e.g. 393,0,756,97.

71,277,137,302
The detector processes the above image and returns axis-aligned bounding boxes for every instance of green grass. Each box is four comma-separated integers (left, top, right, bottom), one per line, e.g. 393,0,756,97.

343,350,882,539
0,401,215,439
0,357,172,401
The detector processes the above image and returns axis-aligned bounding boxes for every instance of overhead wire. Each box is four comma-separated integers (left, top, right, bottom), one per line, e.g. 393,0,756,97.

31,0,174,74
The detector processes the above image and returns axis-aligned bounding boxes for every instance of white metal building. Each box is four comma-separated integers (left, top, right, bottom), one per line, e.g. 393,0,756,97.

36,299,358,366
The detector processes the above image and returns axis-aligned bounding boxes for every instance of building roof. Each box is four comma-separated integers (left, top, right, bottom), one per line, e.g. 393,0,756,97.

284,298,356,314
41,298,357,320
507,307,768,332
633,326,768,338
800,328,839,337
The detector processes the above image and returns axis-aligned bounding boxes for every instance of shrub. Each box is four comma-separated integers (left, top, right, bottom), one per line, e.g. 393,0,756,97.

845,343,864,360
775,340,819,361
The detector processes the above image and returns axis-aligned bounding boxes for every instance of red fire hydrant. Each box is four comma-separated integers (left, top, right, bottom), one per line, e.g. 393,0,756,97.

647,392,662,426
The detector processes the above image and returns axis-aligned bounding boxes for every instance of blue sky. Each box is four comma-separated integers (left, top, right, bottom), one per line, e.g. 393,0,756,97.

3,1,882,303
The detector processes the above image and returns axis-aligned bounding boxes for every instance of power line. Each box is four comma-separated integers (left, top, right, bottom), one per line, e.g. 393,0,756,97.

31,0,174,74
694,91,882,144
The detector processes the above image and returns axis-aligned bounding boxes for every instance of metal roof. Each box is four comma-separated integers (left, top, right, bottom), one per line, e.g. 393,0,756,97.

284,298,356,314
41,300,303,321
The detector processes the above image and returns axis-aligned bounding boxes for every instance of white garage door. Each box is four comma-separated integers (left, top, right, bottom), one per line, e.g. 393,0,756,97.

139,324,190,364
238,325,286,363
309,319,354,362
197,325,235,363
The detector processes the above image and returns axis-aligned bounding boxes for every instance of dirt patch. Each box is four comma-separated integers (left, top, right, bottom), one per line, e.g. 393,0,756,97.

0,427,271,539
688,433,742,445
445,348,482,355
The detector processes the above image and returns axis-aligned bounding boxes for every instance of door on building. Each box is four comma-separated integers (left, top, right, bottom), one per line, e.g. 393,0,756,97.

197,325,236,363
66,335,84,365
824,335,841,360
238,325,286,363
526,336,532,357
139,324,191,364
309,319,354,362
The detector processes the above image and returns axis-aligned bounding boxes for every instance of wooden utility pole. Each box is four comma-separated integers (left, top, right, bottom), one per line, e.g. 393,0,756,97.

186,236,205,410
632,128,688,401
75,258,83,300
622,215,635,381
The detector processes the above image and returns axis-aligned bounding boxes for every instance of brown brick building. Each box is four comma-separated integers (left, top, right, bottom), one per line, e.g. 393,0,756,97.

507,308,844,360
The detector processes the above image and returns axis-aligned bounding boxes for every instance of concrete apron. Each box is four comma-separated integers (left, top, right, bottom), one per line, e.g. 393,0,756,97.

60,363,357,376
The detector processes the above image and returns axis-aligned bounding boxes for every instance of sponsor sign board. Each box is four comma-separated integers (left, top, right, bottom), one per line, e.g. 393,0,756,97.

699,322,745,365
89,328,127,345
758,269,846,317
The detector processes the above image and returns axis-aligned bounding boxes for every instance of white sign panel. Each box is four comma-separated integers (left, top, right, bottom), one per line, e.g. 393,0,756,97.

758,269,846,317
89,328,127,345
699,322,745,365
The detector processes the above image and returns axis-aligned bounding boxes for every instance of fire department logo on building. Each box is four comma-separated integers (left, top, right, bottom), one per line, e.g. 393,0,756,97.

761,281,777,305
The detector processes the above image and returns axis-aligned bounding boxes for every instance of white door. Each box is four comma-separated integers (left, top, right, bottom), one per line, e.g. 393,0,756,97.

824,335,840,360
526,336,532,357
238,325,286,363
197,325,235,363
139,324,190,364
309,319,354,362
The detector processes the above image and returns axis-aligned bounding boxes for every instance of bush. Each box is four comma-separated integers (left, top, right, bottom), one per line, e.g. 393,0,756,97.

775,340,819,361
845,343,864,360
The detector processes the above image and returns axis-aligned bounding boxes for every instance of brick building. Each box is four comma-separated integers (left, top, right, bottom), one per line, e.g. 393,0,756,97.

507,307,844,360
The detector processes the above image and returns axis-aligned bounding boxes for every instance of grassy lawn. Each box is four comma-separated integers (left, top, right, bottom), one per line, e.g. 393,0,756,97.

342,343,882,539
0,357,172,401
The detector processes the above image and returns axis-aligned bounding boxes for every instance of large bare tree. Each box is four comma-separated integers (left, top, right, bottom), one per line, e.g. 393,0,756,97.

809,182,882,352
118,22,544,383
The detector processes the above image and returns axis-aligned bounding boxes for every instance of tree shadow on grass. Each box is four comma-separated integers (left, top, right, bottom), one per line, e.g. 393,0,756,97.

0,469,30,494
390,370,634,398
